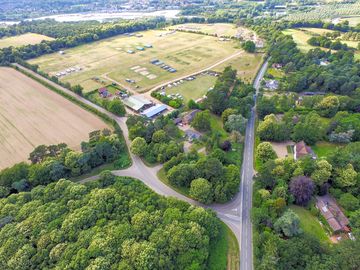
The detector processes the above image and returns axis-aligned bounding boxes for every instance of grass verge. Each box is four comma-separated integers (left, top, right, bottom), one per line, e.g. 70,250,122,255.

208,222,240,270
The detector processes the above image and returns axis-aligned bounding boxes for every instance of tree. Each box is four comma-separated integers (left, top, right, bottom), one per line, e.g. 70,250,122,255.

256,142,277,164
151,130,168,143
315,96,340,117
335,164,357,188
190,178,213,204
191,110,211,132
242,40,256,53
311,160,332,186
221,108,237,123
224,114,247,134
130,137,147,157
274,209,301,237
339,193,359,211
293,112,325,145
188,99,200,109
107,98,126,116
289,176,315,206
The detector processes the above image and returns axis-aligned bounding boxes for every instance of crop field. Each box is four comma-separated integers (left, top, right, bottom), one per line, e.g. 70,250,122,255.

164,74,217,102
0,67,108,169
0,33,54,49
29,29,241,93
213,52,264,83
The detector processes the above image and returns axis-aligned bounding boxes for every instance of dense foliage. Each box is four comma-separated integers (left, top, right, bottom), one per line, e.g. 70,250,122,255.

0,129,129,197
0,174,222,269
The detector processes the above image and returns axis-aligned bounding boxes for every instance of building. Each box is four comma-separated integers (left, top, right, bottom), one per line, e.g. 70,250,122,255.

182,110,200,125
294,141,316,160
98,87,109,98
141,104,167,118
185,129,202,142
316,195,350,233
272,63,283,69
265,79,279,90
123,95,152,112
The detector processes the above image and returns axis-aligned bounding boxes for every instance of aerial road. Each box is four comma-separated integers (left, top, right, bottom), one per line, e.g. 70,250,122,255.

15,59,269,270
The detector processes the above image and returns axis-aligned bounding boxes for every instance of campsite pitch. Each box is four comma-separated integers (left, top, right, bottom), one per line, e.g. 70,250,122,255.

0,67,108,169
29,29,241,93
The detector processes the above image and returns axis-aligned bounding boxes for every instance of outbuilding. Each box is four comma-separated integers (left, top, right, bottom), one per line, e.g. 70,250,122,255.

141,104,167,118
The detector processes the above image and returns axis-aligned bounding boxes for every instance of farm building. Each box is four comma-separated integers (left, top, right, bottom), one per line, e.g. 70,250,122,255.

316,195,350,233
293,141,316,160
141,104,167,118
123,95,152,112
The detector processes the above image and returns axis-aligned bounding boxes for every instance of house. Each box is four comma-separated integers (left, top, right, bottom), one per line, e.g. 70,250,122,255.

123,95,153,112
98,87,109,98
141,104,167,118
185,129,202,142
272,63,283,69
265,79,279,90
293,141,316,160
182,110,200,125
316,195,350,233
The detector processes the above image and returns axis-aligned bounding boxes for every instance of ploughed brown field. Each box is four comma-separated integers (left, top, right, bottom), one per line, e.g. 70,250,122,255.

0,67,108,169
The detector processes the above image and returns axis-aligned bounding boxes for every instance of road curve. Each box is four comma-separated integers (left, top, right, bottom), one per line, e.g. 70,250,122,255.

15,60,268,269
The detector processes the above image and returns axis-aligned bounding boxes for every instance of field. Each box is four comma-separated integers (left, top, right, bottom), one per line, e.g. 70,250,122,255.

173,23,247,38
29,29,241,93
339,16,360,26
0,33,54,49
164,74,217,102
213,52,264,83
290,205,330,245
0,67,108,169
283,28,359,53
312,141,343,158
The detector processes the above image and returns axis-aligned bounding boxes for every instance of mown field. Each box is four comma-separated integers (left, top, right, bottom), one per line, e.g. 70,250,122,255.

339,15,360,26
0,67,108,169
213,52,264,83
29,29,241,93
0,33,54,49
164,74,217,102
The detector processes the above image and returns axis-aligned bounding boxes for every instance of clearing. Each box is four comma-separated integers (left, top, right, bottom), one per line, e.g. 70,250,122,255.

290,205,331,245
29,29,242,93
338,16,360,26
0,67,108,169
0,33,54,49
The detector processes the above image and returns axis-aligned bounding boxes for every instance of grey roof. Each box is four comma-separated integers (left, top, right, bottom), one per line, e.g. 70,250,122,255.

123,95,152,111
141,104,167,118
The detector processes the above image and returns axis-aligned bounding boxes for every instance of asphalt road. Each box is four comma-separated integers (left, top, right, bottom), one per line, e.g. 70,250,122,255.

15,60,269,269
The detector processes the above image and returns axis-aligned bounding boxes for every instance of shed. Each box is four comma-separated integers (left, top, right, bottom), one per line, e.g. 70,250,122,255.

141,104,167,118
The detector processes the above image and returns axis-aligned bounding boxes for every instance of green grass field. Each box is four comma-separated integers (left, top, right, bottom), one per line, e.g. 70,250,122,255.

312,141,343,158
0,33,54,49
267,67,284,79
290,205,330,245
29,29,241,93
164,74,217,102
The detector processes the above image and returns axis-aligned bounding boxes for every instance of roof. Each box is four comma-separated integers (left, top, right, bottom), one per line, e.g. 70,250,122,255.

185,129,202,140
316,195,350,232
183,110,200,123
294,140,315,159
141,104,167,118
123,95,152,111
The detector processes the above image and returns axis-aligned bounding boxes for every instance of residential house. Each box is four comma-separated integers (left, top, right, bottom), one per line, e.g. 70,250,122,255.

182,110,200,125
185,129,202,142
294,141,316,160
316,195,350,233
265,79,279,91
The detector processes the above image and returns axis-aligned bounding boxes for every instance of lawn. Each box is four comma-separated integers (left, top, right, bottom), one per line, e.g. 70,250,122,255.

164,74,217,102
173,23,245,37
290,205,330,245
0,33,54,49
29,29,241,93
312,141,343,158
214,52,264,83
267,67,285,79
0,67,109,169
208,222,240,270
209,114,228,138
